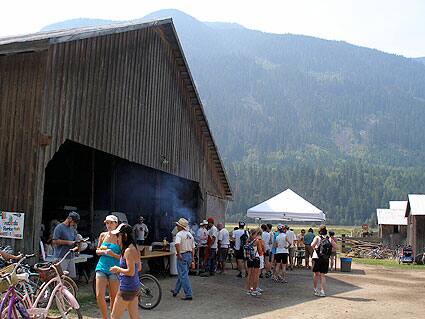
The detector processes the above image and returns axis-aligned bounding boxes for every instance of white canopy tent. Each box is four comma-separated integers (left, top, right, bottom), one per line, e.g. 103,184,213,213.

246,189,326,222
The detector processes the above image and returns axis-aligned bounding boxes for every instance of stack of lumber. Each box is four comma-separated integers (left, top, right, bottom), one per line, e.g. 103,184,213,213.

344,238,394,259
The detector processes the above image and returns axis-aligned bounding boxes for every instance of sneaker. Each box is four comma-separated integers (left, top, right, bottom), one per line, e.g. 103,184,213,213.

246,290,253,295
314,288,320,296
251,290,262,296
259,273,264,278
236,272,242,278
319,290,326,297
256,287,264,293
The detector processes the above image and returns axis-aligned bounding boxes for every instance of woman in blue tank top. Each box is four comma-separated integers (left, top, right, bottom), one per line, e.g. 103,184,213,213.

110,223,141,319
95,215,121,319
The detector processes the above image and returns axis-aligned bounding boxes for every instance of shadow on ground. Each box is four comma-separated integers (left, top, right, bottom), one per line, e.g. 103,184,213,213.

99,267,360,319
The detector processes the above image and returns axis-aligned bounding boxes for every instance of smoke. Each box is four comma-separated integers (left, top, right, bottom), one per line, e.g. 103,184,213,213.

160,175,198,225
112,160,199,239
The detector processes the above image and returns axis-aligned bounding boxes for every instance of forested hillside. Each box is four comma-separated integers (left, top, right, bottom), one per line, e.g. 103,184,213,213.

42,10,425,225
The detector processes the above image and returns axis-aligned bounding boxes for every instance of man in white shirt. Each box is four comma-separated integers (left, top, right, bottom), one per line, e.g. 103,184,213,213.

285,225,296,270
171,218,195,300
204,217,218,276
260,224,272,277
232,221,248,278
217,223,230,274
196,220,209,269
133,216,149,245
273,224,290,283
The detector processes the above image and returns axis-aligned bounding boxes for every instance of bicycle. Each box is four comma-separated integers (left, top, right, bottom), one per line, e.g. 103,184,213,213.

0,247,82,319
92,272,162,310
1,258,78,310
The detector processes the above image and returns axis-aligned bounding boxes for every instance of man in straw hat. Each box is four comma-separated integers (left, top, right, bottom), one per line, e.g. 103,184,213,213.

171,218,195,300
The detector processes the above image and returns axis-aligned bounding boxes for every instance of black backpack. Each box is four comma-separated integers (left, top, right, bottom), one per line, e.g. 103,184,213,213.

240,231,248,248
318,236,332,258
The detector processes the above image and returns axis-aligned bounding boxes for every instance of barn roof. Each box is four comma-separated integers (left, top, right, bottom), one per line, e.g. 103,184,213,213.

406,194,425,217
376,208,407,225
389,201,407,211
0,19,232,198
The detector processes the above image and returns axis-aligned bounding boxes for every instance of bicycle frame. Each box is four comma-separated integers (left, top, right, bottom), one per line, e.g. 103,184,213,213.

32,272,80,312
0,280,30,319
0,247,82,318
31,247,82,314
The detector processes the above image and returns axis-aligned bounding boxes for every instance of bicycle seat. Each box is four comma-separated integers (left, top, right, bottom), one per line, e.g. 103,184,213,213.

16,273,29,282
63,270,69,276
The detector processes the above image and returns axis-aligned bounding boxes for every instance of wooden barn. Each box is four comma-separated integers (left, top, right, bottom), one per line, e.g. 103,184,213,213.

0,19,232,253
376,201,407,247
405,194,425,255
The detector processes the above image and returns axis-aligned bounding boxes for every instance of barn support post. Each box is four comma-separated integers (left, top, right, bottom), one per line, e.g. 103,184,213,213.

90,149,95,234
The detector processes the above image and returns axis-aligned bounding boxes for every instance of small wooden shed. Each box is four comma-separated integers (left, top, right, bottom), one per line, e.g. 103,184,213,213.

405,194,425,255
376,202,407,247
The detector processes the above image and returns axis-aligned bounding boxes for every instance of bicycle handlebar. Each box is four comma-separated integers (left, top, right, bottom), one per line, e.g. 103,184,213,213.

54,238,89,267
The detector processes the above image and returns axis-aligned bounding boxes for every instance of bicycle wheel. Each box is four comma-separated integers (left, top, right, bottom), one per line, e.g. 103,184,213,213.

45,280,77,319
138,274,162,310
63,276,78,297
45,289,82,319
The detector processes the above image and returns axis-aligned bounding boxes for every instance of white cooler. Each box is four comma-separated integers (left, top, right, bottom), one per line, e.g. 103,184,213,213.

169,242,178,275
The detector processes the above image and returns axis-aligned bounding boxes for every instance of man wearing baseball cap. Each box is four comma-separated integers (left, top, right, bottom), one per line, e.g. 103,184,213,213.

196,220,209,270
204,217,218,276
52,211,80,278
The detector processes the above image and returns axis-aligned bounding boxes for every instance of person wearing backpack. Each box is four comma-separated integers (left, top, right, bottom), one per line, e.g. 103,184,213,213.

311,225,336,297
244,228,261,296
232,221,248,278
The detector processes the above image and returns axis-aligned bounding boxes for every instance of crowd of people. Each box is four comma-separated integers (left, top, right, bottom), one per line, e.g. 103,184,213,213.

187,219,338,298
50,211,142,319
49,211,338,317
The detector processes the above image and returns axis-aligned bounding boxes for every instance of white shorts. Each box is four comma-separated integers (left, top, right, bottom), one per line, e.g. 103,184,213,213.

259,256,264,270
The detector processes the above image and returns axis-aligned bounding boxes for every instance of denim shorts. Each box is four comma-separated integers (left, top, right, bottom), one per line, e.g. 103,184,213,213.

96,271,119,281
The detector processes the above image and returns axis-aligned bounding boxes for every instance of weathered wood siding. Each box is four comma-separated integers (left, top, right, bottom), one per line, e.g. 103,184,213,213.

0,51,46,251
0,24,230,252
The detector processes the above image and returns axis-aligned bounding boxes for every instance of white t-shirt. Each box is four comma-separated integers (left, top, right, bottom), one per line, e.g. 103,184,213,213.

209,225,219,249
218,228,230,248
275,233,289,254
196,227,208,245
232,229,247,250
133,223,148,241
262,231,271,251
175,230,195,253
286,230,296,248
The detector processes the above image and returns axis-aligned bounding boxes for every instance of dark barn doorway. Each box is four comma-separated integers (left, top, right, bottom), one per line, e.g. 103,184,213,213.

41,140,201,245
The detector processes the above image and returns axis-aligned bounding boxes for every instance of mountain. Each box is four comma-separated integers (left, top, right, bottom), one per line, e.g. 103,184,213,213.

41,18,121,31
42,10,425,225
415,57,425,65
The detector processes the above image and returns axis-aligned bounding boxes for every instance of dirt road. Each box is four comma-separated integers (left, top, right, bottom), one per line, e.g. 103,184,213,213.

83,263,425,319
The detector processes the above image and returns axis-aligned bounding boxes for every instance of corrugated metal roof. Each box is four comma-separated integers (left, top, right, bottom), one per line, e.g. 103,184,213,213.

377,208,407,225
389,201,407,210
406,194,425,216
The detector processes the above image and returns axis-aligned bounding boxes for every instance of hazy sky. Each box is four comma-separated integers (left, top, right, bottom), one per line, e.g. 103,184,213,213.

2,0,424,57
